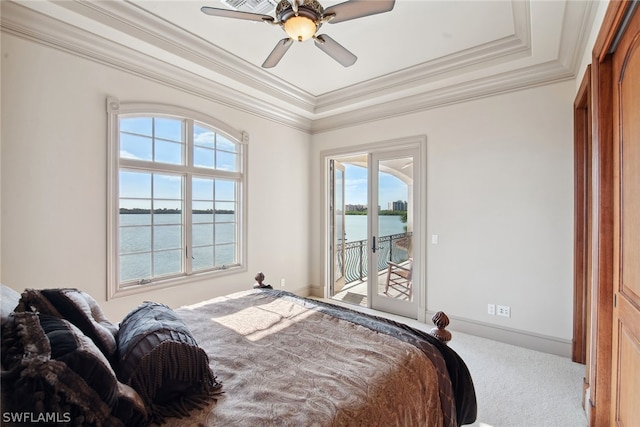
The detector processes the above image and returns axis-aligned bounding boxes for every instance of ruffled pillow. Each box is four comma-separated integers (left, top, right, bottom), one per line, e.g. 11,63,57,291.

1,312,147,426
16,288,118,358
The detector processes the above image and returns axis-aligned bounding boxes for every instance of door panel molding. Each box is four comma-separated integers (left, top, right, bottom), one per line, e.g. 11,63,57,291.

587,1,640,425
573,65,592,366
611,5,640,425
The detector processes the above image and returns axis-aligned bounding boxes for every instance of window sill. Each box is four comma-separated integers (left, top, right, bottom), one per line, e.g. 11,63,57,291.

108,264,247,300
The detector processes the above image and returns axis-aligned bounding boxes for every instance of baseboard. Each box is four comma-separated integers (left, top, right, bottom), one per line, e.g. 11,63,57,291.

584,386,591,421
308,285,324,298
426,310,572,358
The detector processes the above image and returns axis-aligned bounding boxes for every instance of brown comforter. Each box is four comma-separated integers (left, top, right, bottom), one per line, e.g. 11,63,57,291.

163,289,476,426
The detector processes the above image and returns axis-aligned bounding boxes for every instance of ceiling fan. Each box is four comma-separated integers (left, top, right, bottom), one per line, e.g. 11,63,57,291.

201,0,396,68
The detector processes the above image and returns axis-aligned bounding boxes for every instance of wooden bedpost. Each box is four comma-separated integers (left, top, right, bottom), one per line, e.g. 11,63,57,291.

429,311,452,344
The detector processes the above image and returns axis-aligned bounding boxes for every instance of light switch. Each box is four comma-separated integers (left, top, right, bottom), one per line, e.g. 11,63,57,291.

431,234,439,244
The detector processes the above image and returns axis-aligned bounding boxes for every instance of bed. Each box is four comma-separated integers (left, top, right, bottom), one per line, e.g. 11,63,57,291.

1,285,476,426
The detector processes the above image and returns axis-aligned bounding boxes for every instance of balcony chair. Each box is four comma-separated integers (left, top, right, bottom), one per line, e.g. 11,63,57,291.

384,259,412,299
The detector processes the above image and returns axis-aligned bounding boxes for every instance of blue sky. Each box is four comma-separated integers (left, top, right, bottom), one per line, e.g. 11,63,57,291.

119,117,238,210
118,117,406,210
344,164,408,208
119,117,237,170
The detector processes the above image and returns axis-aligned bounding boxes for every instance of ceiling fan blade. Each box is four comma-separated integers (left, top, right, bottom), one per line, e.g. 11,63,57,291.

262,38,294,68
323,0,395,24
314,34,357,67
200,6,274,23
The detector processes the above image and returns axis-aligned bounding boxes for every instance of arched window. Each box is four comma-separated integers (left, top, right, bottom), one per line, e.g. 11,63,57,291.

106,98,247,298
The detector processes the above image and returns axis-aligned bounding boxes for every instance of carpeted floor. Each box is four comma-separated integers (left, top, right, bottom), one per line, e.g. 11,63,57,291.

447,331,588,427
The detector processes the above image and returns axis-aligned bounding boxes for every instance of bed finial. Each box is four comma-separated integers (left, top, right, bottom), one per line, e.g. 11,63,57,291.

253,272,273,289
429,311,452,344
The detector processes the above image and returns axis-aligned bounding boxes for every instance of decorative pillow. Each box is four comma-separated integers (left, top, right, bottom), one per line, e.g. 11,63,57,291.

116,302,222,422
16,288,118,358
1,312,147,426
0,284,20,325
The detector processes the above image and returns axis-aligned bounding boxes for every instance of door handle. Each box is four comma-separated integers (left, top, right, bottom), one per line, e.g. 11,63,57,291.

372,236,377,253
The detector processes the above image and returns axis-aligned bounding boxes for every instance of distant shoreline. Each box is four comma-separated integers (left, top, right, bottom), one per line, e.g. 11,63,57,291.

345,210,406,216
121,209,402,216
119,208,234,214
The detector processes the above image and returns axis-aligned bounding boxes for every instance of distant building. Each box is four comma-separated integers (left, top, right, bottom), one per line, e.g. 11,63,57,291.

389,200,407,211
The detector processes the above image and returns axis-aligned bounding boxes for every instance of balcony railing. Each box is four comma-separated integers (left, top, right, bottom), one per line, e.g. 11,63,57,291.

337,232,412,284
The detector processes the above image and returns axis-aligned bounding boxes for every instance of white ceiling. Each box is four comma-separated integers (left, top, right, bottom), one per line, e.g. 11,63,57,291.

153,0,517,94
1,0,599,132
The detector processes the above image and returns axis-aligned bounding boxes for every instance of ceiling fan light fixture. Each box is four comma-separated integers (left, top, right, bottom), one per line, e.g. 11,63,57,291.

202,0,396,68
283,15,316,41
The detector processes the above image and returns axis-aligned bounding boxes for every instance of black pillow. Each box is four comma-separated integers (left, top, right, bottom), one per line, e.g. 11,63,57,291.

1,312,147,426
116,302,222,422
16,288,119,358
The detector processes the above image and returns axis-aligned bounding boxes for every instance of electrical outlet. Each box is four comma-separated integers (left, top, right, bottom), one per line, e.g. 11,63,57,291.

487,304,495,315
280,278,285,287
497,305,511,317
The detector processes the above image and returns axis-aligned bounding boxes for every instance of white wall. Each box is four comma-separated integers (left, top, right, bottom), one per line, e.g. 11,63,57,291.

0,34,311,321
310,81,576,343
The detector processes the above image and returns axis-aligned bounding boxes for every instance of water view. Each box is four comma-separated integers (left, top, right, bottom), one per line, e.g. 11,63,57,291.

119,213,236,282
345,214,407,242
339,214,411,284
119,213,406,283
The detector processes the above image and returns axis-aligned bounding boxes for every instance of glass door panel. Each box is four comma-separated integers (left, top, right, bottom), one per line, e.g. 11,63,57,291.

370,149,418,318
331,160,346,295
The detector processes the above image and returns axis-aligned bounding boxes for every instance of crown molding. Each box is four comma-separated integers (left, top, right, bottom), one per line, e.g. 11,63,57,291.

314,35,530,115
1,0,598,135
315,0,532,114
53,0,318,114
310,60,575,134
558,0,599,73
0,1,312,132
308,0,597,132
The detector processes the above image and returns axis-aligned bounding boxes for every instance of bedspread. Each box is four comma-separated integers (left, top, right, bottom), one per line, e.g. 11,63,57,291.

162,289,475,426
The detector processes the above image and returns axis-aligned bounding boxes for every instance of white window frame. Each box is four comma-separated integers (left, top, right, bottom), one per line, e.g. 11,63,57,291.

106,97,248,299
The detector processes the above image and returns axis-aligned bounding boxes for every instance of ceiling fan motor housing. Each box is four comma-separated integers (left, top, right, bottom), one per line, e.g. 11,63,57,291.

276,0,324,17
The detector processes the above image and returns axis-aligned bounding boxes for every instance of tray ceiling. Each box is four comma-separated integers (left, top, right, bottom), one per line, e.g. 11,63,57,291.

0,0,599,132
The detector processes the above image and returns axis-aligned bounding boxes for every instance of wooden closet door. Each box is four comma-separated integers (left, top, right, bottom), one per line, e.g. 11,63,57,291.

611,4,640,426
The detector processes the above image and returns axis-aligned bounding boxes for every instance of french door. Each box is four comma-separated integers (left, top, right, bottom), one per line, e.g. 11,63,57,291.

326,140,423,320
369,148,420,318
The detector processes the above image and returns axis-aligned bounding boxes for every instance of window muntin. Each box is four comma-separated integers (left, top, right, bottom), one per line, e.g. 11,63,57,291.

119,171,184,284
108,101,246,296
193,124,239,171
120,117,185,165
191,177,237,271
